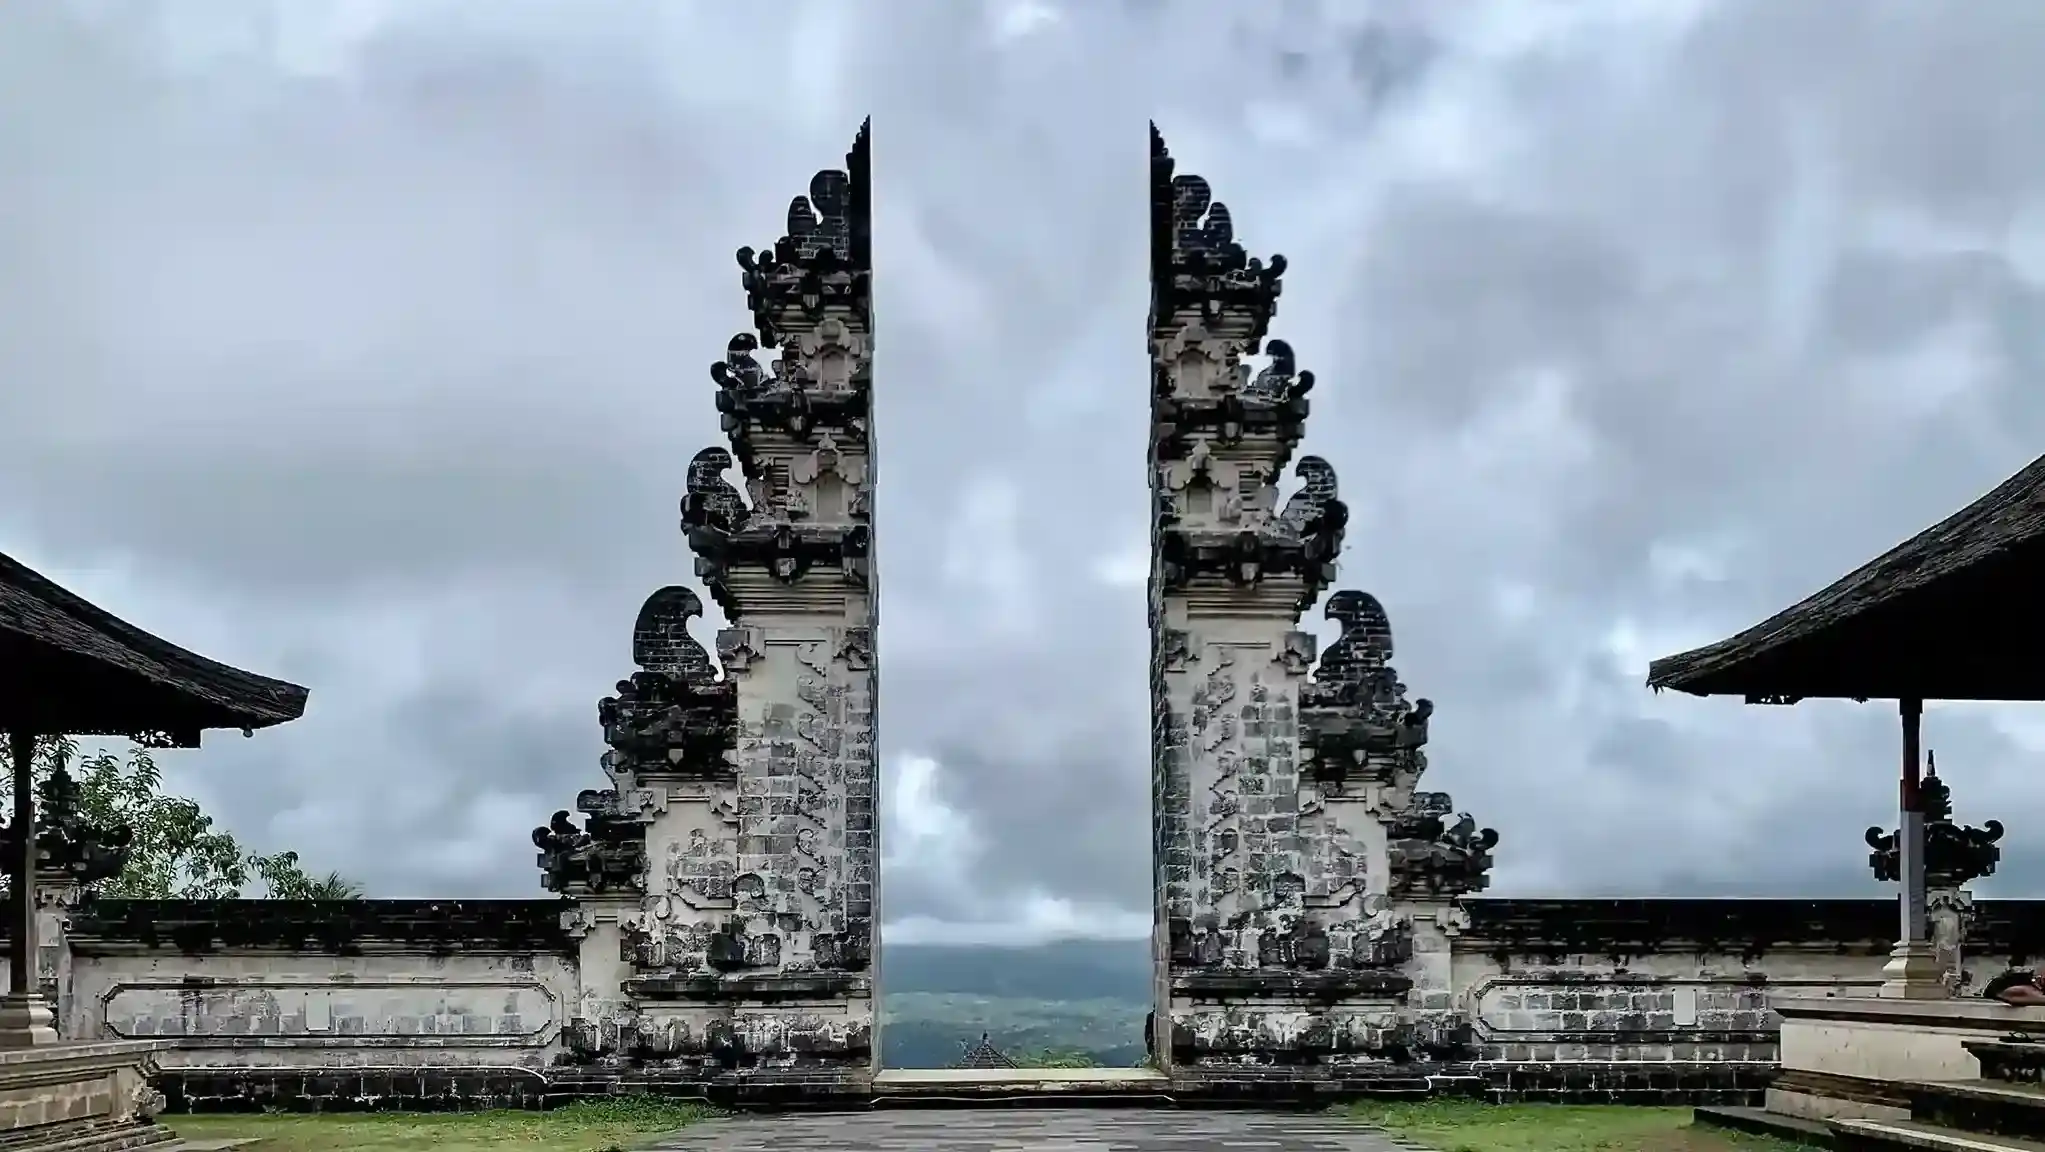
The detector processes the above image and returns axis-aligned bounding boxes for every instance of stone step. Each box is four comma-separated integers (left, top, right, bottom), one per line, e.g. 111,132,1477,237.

0,1122,183,1152
1694,1104,1838,1146
1831,1118,2045,1152
1968,1039,2045,1088
1905,1079,2045,1141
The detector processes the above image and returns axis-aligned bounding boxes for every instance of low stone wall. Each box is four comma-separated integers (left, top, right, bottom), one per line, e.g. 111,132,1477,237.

5,894,2038,1109
1451,896,2045,1103
57,900,581,1112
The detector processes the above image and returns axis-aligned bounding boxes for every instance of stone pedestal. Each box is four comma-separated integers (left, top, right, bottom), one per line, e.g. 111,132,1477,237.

0,1039,178,1150
1767,995,2045,1122
0,996,59,1049
1877,939,1947,1001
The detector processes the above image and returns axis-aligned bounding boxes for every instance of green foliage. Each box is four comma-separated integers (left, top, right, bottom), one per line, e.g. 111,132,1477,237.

6,735,361,901
166,1095,719,1152
1009,1046,1103,1069
1343,1100,1810,1152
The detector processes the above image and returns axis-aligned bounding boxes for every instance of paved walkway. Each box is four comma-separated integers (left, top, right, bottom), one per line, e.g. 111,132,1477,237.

646,1108,1405,1150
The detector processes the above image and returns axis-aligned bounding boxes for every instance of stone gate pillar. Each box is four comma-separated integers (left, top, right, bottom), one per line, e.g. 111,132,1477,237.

538,122,878,1093
1147,126,1497,1081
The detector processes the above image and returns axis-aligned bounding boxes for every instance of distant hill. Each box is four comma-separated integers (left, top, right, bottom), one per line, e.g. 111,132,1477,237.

880,937,1150,1000
878,939,1151,1068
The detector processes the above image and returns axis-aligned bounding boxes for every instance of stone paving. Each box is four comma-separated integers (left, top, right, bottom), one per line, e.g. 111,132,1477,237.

646,1107,1406,1151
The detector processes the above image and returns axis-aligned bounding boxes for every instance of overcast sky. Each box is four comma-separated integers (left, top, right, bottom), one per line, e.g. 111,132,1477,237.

6,0,2045,945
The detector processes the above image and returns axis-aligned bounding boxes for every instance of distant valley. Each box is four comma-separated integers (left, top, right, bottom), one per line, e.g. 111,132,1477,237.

877,938,1150,1069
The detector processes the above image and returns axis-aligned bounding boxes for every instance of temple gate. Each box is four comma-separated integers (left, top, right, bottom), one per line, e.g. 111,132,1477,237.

533,122,1502,1092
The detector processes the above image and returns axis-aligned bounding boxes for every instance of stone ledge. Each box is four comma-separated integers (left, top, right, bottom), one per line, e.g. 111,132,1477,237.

1774,996,2045,1034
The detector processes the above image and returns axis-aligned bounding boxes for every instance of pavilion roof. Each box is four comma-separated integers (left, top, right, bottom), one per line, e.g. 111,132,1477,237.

1646,450,2045,704
0,551,308,744
955,1032,1018,1070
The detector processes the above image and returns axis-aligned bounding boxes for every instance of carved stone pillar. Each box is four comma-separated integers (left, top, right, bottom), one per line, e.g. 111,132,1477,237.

1149,127,1416,1071
1147,127,1495,1074
538,124,876,1088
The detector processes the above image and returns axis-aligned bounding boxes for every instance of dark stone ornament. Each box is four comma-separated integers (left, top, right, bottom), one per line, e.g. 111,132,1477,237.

1300,589,1433,786
1388,792,1501,899
736,120,872,343
532,794,648,896
1154,455,1346,609
597,587,737,782
710,333,869,463
1150,123,1288,340
1153,339,1315,459
1866,755,2004,888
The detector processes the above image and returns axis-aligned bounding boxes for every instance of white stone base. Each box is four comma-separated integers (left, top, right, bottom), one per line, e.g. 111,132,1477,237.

0,995,60,1049
0,1038,177,1149
1764,994,2045,1127
1877,940,1948,1001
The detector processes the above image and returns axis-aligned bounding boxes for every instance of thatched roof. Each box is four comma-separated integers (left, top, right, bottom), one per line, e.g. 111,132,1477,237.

0,551,309,743
1647,451,2045,703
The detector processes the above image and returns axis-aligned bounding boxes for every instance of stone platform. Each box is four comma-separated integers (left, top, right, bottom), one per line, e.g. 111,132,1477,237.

641,1107,1403,1150
1696,994,2045,1151
0,1039,180,1152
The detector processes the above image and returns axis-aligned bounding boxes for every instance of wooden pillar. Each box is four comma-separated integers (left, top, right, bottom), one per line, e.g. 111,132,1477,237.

1898,698,1928,946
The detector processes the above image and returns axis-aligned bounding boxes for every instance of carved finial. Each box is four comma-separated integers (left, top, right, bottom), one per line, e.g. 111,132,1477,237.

1866,753,2005,888
735,120,874,340
1149,123,1288,339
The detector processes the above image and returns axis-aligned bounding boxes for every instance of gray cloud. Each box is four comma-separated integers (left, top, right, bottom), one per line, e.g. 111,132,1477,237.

5,0,2045,939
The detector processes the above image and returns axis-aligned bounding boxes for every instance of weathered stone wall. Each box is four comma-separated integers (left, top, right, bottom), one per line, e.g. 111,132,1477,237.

10,894,2045,1108
53,900,580,1111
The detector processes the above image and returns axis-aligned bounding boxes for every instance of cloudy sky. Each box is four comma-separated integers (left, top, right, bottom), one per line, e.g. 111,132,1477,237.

6,0,2045,944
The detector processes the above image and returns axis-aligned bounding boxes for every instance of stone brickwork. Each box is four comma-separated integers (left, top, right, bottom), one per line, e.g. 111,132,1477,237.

3,894,2041,1109
1146,125,1495,1074
534,121,878,1091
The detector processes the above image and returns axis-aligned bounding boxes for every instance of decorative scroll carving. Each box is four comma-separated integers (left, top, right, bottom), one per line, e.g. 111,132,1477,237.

736,119,872,343
1866,756,2004,889
1150,123,1288,340
1388,792,1500,899
1300,590,1433,789
533,793,649,896
597,587,736,782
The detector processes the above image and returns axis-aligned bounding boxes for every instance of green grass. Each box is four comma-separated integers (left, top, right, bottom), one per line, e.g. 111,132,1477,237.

1342,1100,1812,1152
164,1096,720,1152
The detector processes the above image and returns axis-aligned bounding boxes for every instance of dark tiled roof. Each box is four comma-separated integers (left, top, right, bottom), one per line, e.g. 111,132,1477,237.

1647,451,2045,702
0,550,308,741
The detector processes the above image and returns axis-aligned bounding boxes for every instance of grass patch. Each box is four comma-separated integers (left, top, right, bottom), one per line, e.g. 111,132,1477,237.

164,1096,720,1152
1342,1100,1812,1152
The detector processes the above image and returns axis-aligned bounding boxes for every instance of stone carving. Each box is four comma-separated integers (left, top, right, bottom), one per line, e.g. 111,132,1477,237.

1150,123,1287,339
1865,756,2004,889
737,120,872,343
1388,794,1501,900
597,587,737,782
533,794,650,896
